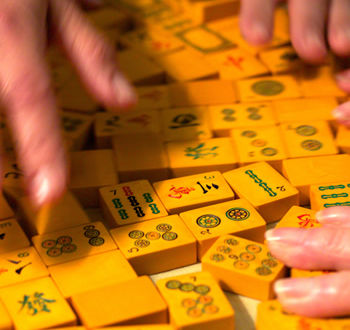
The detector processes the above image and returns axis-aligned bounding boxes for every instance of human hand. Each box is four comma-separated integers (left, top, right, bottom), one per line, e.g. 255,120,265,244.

265,206,350,318
0,0,137,207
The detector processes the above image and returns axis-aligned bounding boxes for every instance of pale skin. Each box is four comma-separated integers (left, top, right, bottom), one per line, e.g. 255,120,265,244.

240,0,350,318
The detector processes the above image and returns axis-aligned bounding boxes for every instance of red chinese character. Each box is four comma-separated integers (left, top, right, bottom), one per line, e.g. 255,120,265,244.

127,114,151,127
224,55,244,70
168,185,195,199
297,214,319,228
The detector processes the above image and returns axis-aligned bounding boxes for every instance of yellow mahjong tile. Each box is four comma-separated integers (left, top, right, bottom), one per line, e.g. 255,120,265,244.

329,319,350,329
135,85,170,110
0,299,12,330
99,180,168,228
31,221,117,266
336,124,350,154
153,171,235,214
207,48,269,80
156,271,234,330
59,110,94,151
230,126,288,173
298,65,347,100
259,46,302,74
119,49,165,86
161,107,212,142
236,75,302,103
119,26,185,56
180,199,266,259
94,326,173,330
310,181,350,211
110,215,197,274
276,206,320,229
94,110,161,148
291,268,332,278
166,138,238,178
68,149,118,207
49,250,137,300
223,162,299,223
0,193,14,220
202,235,286,300
279,121,338,158
71,276,168,328
17,192,91,237
154,48,218,82
0,247,49,289
208,102,278,137
112,133,170,183
282,154,350,205
0,219,30,254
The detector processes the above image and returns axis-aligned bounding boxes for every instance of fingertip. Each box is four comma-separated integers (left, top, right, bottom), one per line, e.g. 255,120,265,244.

332,101,350,125
241,22,273,46
316,206,350,227
292,34,328,64
329,28,350,57
112,72,138,108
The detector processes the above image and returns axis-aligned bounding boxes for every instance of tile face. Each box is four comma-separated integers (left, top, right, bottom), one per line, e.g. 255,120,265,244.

49,250,137,299
0,219,30,254
32,221,117,266
0,247,49,289
0,277,77,330
99,180,168,228
336,124,350,154
153,171,235,214
110,215,197,274
0,299,12,330
71,276,168,328
202,235,286,301
180,199,266,259
224,162,299,223
166,138,238,177
0,194,14,220
135,85,171,110
276,206,320,229
156,271,235,330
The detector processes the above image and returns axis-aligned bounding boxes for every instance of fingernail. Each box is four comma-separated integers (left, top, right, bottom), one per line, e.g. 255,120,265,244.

316,206,350,226
250,24,271,45
275,277,315,300
113,73,138,107
332,105,350,122
265,227,308,247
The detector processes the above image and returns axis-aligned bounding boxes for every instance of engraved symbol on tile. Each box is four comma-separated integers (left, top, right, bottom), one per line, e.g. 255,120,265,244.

251,80,285,96
196,214,221,228
301,139,322,151
226,208,250,221
19,292,56,315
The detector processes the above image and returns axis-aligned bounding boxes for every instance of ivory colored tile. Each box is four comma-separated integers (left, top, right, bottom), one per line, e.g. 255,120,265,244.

276,206,320,229
99,180,168,228
0,194,14,220
94,110,161,148
0,247,48,289
0,219,30,254
135,85,171,110
279,121,338,159
112,133,170,183
71,276,168,328
153,171,235,214
310,181,350,211
32,221,117,266
168,80,237,107
110,215,197,274
180,199,266,259
282,154,350,205
0,277,77,330
223,162,299,223
154,48,218,82
0,300,12,330
166,138,238,177
18,191,91,237
161,107,212,142
207,48,269,80
236,75,302,103
259,46,302,74
202,235,286,301
156,271,234,330
49,250,137,300
209,102,277,137
336,124,350,154
230,126,288,173
69,149,118,207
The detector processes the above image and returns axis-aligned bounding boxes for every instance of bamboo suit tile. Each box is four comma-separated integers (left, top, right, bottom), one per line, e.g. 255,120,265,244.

166,138,238,177
208,102,277,137
0,219,30,254
0,300,12,330
180,199,266,259
336,124,350,154
110,215,197,274
282,154,350,205
71,276,168,328
0,277,77,330
0,194,14,220
156,271,235,330
223,162,299,223
99,180,168,228
49,250,137,299
32,221,117,266
202,235,286,300
153,171,235,214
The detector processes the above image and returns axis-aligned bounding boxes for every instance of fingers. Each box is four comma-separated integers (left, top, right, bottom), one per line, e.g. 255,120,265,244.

49,0,137,109
332,101,350,126
274,271,350,318
265,227,350,270
316,206,350,227
239,0,276,45
76,0,104,9
0,1,67,206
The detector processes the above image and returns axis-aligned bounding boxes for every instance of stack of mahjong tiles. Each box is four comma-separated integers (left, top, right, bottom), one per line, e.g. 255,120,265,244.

1,1,350,330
